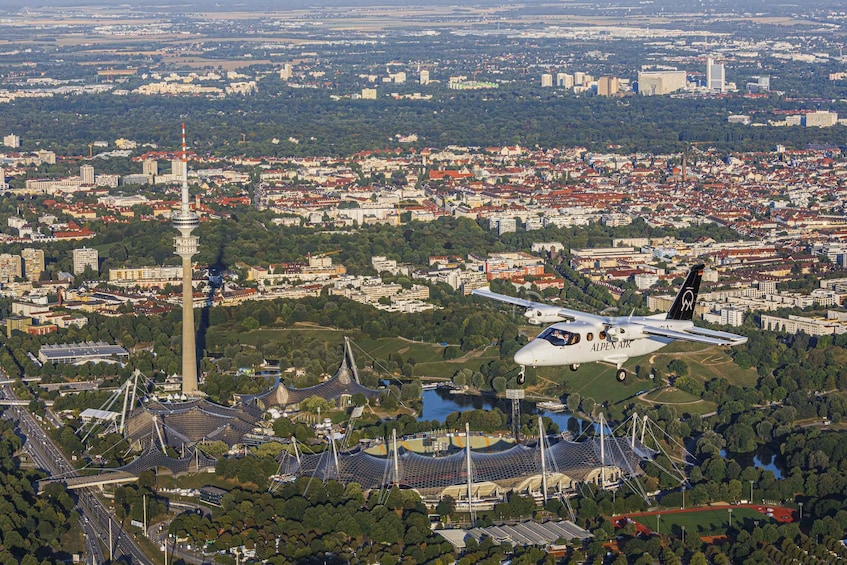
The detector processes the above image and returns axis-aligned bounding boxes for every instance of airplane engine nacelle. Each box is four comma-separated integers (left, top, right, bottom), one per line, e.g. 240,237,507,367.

606,323,646,341
525,305,561,325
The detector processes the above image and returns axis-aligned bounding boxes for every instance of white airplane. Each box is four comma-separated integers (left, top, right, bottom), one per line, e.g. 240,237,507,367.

473,264,747,384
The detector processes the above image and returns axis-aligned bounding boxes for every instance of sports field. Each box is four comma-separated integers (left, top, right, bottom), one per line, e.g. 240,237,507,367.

626,505,784,537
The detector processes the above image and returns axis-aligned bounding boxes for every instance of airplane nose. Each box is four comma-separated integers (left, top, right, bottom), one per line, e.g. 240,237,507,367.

514,343,541,366
514,347,534,366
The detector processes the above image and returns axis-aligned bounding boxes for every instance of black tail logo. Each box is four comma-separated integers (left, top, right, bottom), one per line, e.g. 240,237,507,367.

666,264,704,321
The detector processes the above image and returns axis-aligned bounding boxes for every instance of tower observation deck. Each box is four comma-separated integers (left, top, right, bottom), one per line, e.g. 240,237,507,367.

172,123,200,395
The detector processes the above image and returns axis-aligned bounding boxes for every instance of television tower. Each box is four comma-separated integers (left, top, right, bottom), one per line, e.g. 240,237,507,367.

172,123,200,395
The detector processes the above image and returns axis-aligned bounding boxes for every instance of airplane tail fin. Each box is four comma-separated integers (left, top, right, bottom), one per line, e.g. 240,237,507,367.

666,264,705,321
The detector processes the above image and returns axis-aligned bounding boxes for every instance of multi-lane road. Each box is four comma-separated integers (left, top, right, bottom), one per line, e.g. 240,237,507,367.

1,382,154,565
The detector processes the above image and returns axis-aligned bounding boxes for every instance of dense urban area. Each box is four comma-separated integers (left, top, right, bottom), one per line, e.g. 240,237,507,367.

2,0,847,564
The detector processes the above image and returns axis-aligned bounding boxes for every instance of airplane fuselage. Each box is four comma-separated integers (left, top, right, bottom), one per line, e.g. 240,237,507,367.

514,319,681,368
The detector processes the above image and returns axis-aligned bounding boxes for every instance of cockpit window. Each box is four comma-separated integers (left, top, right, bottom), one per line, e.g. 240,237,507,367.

540,328,581,346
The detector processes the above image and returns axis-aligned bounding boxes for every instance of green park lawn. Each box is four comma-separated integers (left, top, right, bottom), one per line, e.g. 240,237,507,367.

237,327,500,379
235,324,753,409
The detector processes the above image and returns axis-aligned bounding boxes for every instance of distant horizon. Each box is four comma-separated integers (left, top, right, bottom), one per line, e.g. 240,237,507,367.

0,0,822,12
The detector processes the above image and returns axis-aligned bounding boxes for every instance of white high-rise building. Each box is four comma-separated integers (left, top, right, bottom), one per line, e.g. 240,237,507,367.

557,73,574,88
72,247,99,275
142,159,158,177
0,168,7,191
706,58,726,92
172,158,186,177
420,70,430,85
574,72,586,86
3,134,20,148
80,164,95,185
541,73,553,88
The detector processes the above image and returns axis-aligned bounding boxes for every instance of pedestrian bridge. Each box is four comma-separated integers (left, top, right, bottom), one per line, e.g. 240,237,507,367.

38,471,138,493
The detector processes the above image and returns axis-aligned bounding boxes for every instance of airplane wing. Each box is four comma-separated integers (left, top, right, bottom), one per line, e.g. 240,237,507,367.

472,287,605,324
639,324,748,346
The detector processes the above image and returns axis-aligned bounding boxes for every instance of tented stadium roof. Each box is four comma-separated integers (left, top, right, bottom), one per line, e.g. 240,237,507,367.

282,435,650,497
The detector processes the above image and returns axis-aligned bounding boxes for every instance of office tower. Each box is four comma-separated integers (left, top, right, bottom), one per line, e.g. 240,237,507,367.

142,159,158,177
420,69,430,85
21,248,44,282
541,73,553,88
3,134,20,148
597,76,619,96
706,58,725,92
72,247,99,275
172,124,200,396
80,164,95,185
556,73,574,88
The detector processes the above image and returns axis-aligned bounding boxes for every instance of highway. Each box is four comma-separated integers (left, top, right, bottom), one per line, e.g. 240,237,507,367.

2,382,154,565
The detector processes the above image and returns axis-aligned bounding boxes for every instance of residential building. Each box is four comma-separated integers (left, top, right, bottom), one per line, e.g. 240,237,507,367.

597,76,618,96
541,74,553,88
5,316,31,338
556,73,574,88
80,164,95,185
420,70,430,85
361,88,377,100
72,247,99,275
761,312,847,336
3,134,20,148
171,158,186,178
142,159,158,177
21,248,44,282
279,64,293,80
0,254,22,283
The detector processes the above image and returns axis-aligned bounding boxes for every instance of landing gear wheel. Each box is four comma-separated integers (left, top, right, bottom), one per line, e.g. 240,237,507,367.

569,364,580,372
517,366,526,385
616,369,627,383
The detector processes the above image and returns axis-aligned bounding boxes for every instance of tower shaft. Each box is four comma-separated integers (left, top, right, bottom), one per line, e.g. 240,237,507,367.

172,123,201,396
180,251,197,393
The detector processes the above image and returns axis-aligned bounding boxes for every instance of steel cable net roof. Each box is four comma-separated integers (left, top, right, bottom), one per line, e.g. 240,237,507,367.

118,445,216,475
246,338,381,409
124,398,262,448
284,436,649,492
